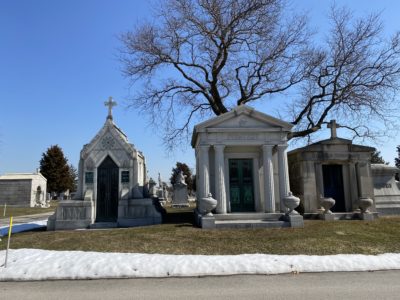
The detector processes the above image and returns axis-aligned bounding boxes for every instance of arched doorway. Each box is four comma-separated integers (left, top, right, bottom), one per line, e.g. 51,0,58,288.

96,156,119,222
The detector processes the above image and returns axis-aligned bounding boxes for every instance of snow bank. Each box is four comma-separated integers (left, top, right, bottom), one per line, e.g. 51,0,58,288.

1,249,400,281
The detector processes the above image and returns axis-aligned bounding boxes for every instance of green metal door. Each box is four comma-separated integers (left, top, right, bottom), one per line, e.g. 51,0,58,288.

229,159,255,212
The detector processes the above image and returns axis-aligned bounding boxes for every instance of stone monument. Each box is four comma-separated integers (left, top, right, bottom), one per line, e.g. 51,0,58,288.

288,120,377,220
371,164,400,214
191,105,303,228
172,171,190,207
47,97,162,230
0,171,47,207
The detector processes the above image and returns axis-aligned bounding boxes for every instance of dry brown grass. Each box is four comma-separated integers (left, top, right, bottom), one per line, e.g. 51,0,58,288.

0,201,58,219
1,211,400,255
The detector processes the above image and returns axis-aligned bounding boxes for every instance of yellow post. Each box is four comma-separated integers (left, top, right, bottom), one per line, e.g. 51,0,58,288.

4,216,13,268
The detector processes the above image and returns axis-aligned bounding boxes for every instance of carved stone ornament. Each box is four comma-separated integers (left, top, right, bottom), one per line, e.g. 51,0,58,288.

283,192,300,215
101,136,116,150
199,193,217,216
320,197,335,214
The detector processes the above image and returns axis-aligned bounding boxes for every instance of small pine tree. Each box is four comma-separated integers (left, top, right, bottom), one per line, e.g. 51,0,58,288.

170,162,193,192
371,149,387,164
69,164,78,192
39,145,74,194
395,145,400,169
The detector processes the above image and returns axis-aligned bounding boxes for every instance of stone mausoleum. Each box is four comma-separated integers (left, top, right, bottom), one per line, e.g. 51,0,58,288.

288,121,376,219
0,171,47,207
192,105,303,228
48,98,162,230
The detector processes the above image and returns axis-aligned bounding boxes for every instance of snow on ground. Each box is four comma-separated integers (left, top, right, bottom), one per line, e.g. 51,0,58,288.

0,249,400,281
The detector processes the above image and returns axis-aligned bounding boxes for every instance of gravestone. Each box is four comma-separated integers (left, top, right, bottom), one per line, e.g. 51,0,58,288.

172,171,189,207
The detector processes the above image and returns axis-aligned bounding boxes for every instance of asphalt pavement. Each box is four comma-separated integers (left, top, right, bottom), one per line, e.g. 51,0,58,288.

0,270,399,300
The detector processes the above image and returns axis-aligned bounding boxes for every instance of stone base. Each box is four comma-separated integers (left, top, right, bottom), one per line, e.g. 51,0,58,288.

280,214,304,228
47,200,93,231
117,198,163,227
360,212,375,221
194,209,216,229
320,213,335,221
196,211,304,229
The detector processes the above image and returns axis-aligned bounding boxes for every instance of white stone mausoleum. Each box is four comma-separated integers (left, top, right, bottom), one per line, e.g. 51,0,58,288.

48,98,162,230
192,105,303,228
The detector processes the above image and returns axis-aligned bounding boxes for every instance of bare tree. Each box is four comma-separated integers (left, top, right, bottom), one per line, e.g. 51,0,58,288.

120,0,400,148
289,6,400,141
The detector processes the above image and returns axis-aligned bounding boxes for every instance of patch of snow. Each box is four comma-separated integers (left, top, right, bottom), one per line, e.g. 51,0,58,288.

0,249,400,281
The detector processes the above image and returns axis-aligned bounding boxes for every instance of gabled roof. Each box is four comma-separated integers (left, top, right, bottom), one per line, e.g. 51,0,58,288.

191,105,293,147
81,118,137,158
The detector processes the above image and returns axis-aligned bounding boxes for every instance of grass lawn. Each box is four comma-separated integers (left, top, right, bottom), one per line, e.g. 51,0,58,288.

0,201,58,219
1,204,399,255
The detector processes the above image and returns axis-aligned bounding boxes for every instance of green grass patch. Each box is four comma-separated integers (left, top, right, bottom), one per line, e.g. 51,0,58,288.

1,213,400,255
0,201,58,219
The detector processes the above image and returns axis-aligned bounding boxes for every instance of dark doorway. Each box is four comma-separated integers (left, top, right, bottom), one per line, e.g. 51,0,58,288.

322,164,346,212
229,159,255,212
96,156,119,222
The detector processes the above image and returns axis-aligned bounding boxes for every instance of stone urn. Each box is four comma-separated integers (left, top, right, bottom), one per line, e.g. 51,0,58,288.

200,193,218,216
283,192,300,215
359,197,373,213
320,197,335,214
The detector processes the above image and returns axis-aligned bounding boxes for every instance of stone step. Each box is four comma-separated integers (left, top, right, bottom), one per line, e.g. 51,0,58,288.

89,222,118,229
215,219,288,229
214,213,284,221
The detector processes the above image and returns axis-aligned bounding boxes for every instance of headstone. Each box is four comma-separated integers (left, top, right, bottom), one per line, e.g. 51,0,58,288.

172,171,189,207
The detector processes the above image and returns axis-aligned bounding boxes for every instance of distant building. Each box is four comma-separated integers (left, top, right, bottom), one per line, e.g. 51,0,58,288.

0,171,47,207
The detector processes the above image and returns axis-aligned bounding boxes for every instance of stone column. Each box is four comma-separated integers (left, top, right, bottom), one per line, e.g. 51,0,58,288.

198,145,210,200
214,144,226,214
262,145,275,213
277,144,290,212
349,162,358,209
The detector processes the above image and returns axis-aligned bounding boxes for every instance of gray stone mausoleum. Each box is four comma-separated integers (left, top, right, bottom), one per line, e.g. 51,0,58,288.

0,171,47,207
288,121,376,219
48,97,162,230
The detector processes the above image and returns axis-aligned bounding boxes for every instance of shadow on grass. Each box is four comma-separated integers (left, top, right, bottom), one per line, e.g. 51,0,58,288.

163,211,195,227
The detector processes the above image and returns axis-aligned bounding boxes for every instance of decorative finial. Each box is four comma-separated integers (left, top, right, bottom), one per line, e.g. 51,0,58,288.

104,96,117,120
327,119,340,139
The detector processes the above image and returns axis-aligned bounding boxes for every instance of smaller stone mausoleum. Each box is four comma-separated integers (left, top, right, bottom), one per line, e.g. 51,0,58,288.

0,171,47,207
288,122,375,216
48,97,162,230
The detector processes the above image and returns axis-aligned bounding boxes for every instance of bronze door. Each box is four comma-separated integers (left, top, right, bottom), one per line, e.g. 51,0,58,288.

96,156,119,221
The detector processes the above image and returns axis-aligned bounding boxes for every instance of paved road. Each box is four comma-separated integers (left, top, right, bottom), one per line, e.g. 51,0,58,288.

1,270,399,300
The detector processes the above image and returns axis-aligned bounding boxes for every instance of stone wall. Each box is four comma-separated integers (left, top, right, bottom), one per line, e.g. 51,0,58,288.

0,179,32,206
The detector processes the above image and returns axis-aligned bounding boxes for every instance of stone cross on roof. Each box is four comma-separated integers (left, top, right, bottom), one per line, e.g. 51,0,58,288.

327,119,340,139
104,96,117,120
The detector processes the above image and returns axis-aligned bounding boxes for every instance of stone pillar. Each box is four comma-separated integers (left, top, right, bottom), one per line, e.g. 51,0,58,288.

262,145,275,213
214,144,226,214
277,144,290,212
349,162,358,210
198,145,210,200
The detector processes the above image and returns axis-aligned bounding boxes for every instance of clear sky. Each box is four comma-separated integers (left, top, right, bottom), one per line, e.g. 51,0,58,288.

1,0,399,182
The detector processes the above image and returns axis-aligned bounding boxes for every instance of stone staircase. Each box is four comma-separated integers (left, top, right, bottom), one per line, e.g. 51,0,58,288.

213,213,290,229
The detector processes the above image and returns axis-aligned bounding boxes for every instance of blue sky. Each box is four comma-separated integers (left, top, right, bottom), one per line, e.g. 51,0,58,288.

1,0,399,181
